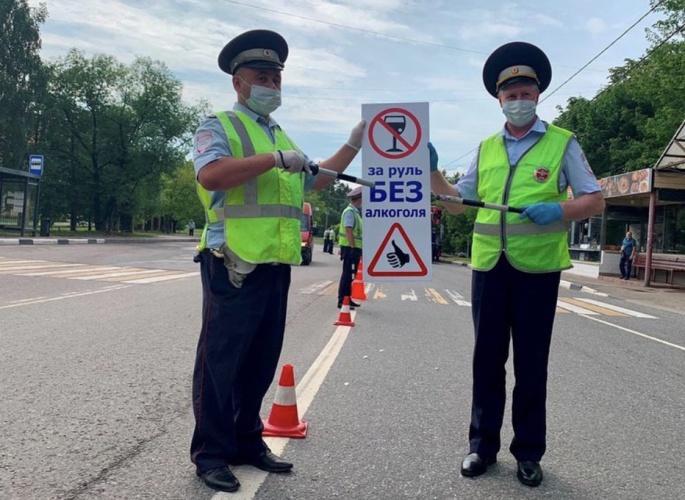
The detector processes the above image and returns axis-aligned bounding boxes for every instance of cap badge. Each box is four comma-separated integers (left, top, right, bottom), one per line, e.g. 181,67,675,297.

511,66,519,74
263,49,271,57
533,167,550,183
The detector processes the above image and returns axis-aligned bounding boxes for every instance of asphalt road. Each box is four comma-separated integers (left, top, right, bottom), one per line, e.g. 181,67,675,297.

0,242,683,500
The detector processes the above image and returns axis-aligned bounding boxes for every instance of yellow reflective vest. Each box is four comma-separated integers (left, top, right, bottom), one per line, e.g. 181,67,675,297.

338,205,363,248
471,123,573,272
195,111,305,264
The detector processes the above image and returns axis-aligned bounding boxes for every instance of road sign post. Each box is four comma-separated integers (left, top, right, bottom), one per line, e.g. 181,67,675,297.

29,155,44,176
361,102,431,282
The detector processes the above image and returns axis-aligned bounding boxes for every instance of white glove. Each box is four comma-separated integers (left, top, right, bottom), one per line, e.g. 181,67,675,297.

345,120,366,151
272,150,311,174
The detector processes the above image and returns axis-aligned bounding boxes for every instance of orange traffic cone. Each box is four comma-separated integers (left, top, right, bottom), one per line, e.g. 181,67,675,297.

262,364,308,439
334,296,356,327
351,259,367,301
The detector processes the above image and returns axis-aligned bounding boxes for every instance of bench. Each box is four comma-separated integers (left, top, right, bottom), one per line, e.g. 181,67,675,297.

632,255,685,285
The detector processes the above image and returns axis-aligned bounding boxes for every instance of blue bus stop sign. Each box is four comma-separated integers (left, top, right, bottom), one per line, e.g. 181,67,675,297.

29,154,44,176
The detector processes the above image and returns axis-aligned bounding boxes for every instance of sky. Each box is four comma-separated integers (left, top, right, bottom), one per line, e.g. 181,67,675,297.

26,0,665,178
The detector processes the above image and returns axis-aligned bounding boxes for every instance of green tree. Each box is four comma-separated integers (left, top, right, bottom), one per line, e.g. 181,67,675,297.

41,50,206,231
0,0,47,170
160,161,204,231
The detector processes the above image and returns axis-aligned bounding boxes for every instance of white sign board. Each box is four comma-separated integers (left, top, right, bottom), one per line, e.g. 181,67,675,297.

361,102,431,282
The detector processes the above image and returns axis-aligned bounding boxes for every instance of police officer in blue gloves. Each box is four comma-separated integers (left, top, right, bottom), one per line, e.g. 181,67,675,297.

429,41,605,487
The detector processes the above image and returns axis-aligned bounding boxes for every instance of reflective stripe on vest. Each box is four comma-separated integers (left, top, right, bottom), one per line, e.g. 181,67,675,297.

195,110,304,264
472,123,573,272
338,205,363,248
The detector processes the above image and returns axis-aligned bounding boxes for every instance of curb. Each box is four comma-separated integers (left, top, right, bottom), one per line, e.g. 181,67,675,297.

0,237,199,246
0,238,106,245
559,279,607,296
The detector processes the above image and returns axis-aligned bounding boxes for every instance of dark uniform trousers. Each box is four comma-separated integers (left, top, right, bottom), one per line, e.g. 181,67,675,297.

337,246,361,303
469,254,561,462
191,250,291,475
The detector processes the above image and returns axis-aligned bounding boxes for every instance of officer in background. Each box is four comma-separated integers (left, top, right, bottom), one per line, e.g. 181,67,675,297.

191,29,365,493
328,226,336,254
337,186,363,309
323,226,331,253
429,42,605,487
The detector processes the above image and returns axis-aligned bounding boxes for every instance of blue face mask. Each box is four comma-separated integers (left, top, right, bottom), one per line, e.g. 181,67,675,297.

502,99,536,127
239,78,281,116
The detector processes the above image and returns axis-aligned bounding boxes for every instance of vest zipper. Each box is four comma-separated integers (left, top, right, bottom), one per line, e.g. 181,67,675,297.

500,139,540,254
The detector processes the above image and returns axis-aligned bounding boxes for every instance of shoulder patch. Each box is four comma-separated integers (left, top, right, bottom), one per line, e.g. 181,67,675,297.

194,130,213,155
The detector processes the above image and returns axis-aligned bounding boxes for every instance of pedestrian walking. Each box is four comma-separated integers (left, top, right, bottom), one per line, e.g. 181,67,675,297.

188,219,195,236
190,29,365,493
429,41,605,487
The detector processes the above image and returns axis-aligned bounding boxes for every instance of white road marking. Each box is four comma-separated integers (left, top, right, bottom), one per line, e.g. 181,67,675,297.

0,285,130,309
401,289,417,301
444,289,471,307
299,280,334,294
575,298,657,318
582,315,685,352
212,312,356,500
122,272,199,284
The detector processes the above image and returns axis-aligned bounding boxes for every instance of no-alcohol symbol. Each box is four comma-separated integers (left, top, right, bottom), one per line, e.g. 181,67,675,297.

368,108,422,159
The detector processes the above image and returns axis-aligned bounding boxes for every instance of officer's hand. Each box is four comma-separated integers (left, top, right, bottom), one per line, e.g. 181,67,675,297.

273,150,311,174
386,240,410,268
345,120,366,151
519,202,563,225
428,142,438,172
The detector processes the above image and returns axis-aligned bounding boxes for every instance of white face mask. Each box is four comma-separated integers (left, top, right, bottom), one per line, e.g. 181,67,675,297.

502,99,536,127
239,77,281,116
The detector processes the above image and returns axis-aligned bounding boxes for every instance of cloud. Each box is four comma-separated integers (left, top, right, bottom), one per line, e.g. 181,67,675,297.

585,17,608,35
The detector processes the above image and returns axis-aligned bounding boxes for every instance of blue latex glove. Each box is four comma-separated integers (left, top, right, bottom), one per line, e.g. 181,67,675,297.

519,202,563,225
428,142,438,172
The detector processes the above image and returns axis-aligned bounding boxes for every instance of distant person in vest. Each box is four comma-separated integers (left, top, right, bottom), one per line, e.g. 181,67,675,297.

337,186,363,309
619,230,637,280
429,42,605,488
328,226,336,254
323,226,331,253
190,29,365,494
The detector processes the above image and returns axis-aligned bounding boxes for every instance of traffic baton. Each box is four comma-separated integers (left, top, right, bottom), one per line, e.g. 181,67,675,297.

436,194,524,214
310,164,375,188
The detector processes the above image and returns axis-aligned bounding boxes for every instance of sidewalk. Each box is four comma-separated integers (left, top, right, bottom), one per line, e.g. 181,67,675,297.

562,260,685,316
0,234,200,245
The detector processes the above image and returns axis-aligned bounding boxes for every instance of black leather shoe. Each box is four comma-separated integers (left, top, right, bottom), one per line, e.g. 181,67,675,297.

200,467,240,492
460,453,496,477
337,302,356,310
349,300,362,307
235,450,293,473
517,461,543,487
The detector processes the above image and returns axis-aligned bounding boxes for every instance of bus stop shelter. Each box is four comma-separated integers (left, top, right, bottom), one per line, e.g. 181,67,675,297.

0,167,42,237
596,119,685,286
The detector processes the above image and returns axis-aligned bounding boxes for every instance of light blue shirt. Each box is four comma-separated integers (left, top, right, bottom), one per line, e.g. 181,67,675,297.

342,204,360,229
192,103,316,249
455,118,601,201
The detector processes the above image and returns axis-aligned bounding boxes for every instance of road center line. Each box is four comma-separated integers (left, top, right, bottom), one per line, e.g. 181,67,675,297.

581,314,685,352
212,312,355,500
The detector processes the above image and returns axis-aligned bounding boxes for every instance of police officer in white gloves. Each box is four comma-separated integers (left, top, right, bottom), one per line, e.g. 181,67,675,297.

190,29,365,493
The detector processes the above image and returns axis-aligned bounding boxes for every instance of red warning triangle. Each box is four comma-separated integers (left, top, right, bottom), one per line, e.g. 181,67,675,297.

367,222,428,277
